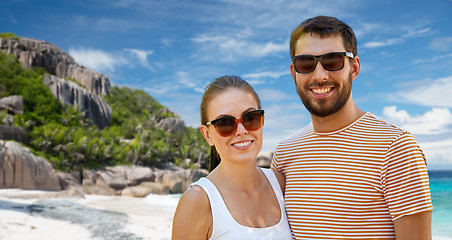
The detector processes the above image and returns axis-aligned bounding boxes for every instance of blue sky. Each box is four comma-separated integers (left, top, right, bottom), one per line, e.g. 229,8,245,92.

2,0,452,170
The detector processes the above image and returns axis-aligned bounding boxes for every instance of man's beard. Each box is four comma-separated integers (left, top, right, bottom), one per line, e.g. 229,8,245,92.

296,72,353,118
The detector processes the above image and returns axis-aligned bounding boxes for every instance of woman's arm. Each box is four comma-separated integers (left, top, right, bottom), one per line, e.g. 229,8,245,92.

172,186,212,240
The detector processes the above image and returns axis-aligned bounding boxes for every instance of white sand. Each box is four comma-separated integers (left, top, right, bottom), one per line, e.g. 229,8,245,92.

0,189,179,240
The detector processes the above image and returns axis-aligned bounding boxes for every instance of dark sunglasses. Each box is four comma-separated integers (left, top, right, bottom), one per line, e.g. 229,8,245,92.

206,110,265,137
291,52,354,74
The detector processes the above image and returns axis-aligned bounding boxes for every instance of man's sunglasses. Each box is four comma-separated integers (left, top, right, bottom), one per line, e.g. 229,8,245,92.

206,110,265,137
291,52,354,74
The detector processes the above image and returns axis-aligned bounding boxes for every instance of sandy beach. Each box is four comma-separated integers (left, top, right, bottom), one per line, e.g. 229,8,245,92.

0,189,179,240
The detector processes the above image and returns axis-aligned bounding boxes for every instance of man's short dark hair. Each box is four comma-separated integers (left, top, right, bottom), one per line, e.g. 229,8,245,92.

290,16,357,57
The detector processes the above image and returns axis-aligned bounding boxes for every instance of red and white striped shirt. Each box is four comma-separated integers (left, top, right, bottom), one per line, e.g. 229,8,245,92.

271,112,433,239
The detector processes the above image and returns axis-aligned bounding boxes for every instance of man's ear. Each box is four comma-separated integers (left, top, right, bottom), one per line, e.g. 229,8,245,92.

351,56,360,81
200,125,214,146
290,63,297,84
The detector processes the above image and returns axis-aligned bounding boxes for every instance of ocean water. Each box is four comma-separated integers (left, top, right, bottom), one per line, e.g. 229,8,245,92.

430,170,452,240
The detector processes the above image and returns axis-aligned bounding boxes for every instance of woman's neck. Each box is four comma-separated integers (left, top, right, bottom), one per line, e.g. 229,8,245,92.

208,161,262,193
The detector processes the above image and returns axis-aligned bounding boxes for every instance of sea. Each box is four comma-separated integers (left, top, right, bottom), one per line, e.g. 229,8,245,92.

430,170,452,239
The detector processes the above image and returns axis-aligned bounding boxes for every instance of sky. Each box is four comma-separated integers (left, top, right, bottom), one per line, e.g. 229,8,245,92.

1,0,452,170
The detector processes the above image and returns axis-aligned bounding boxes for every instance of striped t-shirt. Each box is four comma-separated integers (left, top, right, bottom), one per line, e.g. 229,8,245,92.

271,112,433,239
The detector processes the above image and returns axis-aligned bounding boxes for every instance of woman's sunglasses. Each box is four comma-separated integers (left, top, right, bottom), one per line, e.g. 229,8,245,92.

206,110,265,137
291,51,354,74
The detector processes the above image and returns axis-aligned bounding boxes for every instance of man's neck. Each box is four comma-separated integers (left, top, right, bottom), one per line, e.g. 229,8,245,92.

311,101,365,133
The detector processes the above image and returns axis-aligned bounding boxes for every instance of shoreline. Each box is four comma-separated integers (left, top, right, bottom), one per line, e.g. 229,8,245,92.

0,189,179,240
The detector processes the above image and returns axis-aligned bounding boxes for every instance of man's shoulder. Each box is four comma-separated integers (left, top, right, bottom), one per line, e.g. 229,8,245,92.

360,112,408,135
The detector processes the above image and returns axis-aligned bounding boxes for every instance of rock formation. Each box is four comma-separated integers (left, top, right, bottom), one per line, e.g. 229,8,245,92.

156,117,186,134
0,95,28,143
0,95,24,115
0,126,28,144
44,74,112,128
0,140,62,191
256,150,273,168
0,36,205,198
0,139,208,197
0,37,110,95
154,168,208,193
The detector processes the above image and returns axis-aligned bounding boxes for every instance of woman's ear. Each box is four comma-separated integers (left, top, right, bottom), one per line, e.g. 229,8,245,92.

200,125,214,146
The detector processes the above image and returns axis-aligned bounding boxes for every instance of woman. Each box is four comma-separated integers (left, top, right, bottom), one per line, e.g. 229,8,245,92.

172,76,292,240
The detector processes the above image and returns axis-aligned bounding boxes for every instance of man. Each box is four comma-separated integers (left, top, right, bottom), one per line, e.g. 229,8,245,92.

271,16,433,239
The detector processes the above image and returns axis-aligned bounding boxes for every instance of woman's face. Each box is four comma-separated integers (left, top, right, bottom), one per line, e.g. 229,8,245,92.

200,88,263,166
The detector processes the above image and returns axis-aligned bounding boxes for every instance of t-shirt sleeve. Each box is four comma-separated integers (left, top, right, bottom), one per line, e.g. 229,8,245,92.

381,132,433,221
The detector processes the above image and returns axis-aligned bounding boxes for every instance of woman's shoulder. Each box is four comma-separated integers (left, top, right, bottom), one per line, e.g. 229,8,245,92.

179,184,210,208
172,184,212,239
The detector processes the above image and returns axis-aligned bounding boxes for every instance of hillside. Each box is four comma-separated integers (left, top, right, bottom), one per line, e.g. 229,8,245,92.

0,33,209,171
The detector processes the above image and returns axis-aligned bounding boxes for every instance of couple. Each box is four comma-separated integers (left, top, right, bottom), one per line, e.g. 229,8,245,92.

172,16,433,240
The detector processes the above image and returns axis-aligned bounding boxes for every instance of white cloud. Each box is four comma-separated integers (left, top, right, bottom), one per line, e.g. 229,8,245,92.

249,41,287,57
176,71,197,88
382,106,452,135
73,15,147,33
353,22,381,38
258,88,295,101
363,38,403,48
395,76,452,107
68,48,126,73
69,47,161,73
362,26,430,49
418,139,452,168
243,71,289,80
243,71,290,85
412,53,452,65
161,38,173,48
402,27,430,38
124,48,154,71
144,86,169,95
191,34,287,62
429,37,452,52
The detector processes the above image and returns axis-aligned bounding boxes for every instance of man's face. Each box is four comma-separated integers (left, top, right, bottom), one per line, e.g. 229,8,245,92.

291,34,357,118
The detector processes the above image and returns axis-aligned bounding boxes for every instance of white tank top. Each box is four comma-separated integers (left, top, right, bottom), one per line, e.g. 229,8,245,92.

190,168,293,240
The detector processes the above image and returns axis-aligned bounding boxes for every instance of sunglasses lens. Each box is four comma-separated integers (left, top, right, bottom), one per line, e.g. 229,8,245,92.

214,117,237,136
209,110,264,137
321,53,344,71
294,55,316,73
242,111,263,131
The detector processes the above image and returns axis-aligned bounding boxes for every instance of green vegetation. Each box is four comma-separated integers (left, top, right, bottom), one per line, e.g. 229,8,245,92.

0,53,62,127
0,52,209,171
0,32,20,39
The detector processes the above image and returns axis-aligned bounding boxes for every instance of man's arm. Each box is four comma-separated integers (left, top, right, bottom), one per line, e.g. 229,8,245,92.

393,211,432,240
